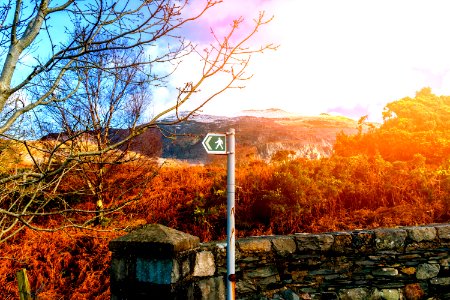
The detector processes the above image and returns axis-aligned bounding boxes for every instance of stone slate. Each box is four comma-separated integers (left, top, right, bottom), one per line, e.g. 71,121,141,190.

197,277,225,300
406,226,437,242
282,289,300,300
430,277,450,285
244,265,279,279
416,263,440,280
351,230,375,254
193,251,216,277
338,287,369,300
238,237,272,253
436,224,450,240
372,288,402,300
374,228,407,251
332,232,352,253
295,233,334,252
372,267,399,277
271,236,297,256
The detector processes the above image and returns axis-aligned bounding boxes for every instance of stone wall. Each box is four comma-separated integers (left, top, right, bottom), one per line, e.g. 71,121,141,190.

109,223,450,299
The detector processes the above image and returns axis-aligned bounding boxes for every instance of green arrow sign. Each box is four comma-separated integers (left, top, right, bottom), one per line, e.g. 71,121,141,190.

202,133,227,154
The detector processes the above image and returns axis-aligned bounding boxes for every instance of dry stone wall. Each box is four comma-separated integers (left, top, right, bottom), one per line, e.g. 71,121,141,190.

109,223,450,299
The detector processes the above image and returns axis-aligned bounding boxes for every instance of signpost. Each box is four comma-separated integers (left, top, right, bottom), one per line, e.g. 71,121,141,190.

202,129,235,300
202,133,227,154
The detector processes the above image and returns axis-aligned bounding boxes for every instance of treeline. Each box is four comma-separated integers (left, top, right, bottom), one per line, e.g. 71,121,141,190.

335,87,450,164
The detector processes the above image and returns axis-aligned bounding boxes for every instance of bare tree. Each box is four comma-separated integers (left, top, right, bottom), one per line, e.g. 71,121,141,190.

39,43,157,225
0,0,275,242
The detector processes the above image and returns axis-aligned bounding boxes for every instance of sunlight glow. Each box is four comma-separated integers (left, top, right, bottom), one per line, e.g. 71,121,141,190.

151,0,450,122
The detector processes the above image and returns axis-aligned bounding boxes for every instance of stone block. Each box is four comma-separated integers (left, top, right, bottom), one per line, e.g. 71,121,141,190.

298,292,312,300
109,224,200,258
110,257,128,282
404,283,425,300
374,228,407,251
295,233,334,252
193,251,216,277
371,288,402,300
309,269,335,276
282,289,300,300
313,292,337,299
259,274,280,287
430,277,450,285
416,263,440,280
244,265,279,279
332,258,352,273
197,277,225,300
182,258,191,277
351,230,375,253
406,226,437,242
136,258,179,284
238,237,272,252
405,241,437,252
372,267,399,277
436,224,450,240
338,287,369,300
271,236,297,255
332,232,352,253
400,267,416,275
398,254,422,261
236,279,257,294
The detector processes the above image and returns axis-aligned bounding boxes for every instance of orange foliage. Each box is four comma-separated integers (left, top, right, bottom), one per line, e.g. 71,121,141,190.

4,87,450,299
335,88,450,165
1,157,448,298
0,228,120,299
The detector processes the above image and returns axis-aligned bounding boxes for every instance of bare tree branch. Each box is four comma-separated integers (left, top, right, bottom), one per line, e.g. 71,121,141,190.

0,0,274,242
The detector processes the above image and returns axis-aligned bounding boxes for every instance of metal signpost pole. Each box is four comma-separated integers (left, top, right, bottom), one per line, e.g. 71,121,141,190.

226,128,236,300
202,130,235,299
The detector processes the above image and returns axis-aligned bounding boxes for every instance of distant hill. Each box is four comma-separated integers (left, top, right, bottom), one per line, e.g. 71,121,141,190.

37,109,370,164
237,108,301,118
159,110,367,163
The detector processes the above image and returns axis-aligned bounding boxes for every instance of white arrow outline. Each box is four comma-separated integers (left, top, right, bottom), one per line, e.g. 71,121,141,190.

205,136,213,150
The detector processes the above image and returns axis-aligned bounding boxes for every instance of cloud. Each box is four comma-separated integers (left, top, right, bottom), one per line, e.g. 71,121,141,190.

149,0,450,122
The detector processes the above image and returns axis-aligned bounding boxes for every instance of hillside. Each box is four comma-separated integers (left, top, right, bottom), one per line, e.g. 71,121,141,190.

160,110,364,162
20,110,363,166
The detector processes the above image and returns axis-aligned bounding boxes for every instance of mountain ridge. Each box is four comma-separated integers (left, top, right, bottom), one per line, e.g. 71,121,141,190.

37,110,368,164
160,111,365,162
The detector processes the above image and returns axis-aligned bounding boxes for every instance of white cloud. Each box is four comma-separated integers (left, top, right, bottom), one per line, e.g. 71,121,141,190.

150,0,450,122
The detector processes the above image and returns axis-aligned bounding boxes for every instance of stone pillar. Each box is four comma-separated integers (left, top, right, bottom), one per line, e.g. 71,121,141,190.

109,224,200,300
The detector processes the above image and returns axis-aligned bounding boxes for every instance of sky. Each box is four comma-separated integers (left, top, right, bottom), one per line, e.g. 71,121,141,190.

149,0,450,122
7,1,450,124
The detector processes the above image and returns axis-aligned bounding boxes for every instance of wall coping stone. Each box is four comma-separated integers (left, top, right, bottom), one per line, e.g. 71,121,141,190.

374,228,407,251
238,237,272,253
109,224,200,258
405,226,437,242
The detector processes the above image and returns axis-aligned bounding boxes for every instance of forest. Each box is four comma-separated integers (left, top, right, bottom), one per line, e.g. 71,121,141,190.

0,88,449,298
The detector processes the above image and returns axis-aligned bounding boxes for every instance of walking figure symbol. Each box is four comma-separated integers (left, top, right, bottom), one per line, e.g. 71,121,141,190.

215,138,224,150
